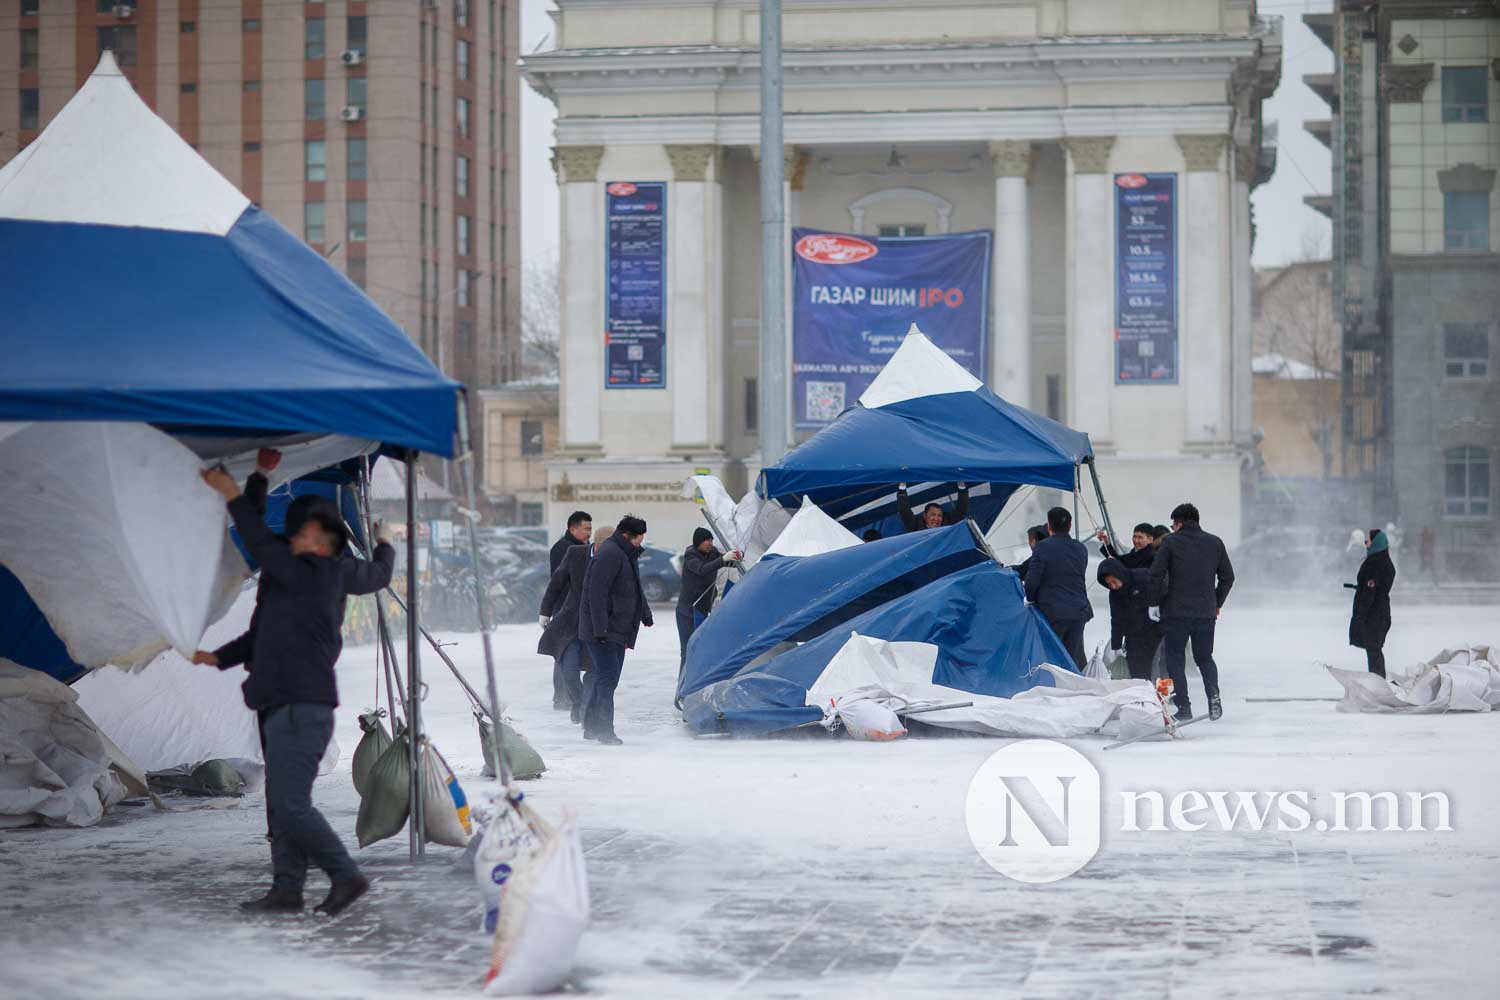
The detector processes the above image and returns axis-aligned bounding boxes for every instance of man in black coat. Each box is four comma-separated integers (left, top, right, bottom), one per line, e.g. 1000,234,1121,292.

1149,502,1235,721
196,465,393,917
577,515,654,744
1022,507,1093,669
1097,556,1156,681
675,528,740,699
896,482,970,532
1096,522,1158,571
544,510,591,709
538,526,608,723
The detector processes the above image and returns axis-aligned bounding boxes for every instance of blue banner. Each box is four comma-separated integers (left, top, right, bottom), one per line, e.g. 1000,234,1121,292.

1114,173,1177,383
605,181,666,389
791,229,991,429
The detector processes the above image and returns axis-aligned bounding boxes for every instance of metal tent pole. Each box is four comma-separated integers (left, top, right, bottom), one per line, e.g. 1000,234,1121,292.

757,0,788,466
1085,456,1121,555
405,453,425,859
358,457,403,725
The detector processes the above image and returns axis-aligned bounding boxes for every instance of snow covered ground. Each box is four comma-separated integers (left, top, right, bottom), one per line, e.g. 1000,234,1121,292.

3,601,1498,999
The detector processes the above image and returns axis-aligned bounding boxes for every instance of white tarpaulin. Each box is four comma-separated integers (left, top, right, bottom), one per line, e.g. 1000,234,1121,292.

1327,645,1500,714
0,659,151,828
763,498,863,559
807,632,1168,741
0,421,246,669
681,474,792,567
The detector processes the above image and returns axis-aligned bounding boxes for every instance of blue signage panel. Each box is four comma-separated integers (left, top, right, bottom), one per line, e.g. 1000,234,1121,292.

1115,173,1177,384
791,229,992,429
605,181,666,389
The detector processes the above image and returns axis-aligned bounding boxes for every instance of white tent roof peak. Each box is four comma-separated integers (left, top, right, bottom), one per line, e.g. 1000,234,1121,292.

858,325,984,409
0,51,249,235
763,498,862,558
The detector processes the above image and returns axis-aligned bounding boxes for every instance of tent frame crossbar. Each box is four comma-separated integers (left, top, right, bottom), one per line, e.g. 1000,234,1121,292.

1084,456,1121,555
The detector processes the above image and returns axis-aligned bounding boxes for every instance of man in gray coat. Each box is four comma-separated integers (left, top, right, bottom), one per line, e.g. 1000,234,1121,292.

1149,502,1235,722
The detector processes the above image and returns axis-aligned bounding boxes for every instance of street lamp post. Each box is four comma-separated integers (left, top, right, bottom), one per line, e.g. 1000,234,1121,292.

758,0,788,466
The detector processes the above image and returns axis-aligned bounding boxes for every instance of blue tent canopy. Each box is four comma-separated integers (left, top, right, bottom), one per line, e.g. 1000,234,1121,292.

677,522,993,701
681,562,1076,736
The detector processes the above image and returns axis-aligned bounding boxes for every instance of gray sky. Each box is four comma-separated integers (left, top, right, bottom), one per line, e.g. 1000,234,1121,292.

519,0,1333,271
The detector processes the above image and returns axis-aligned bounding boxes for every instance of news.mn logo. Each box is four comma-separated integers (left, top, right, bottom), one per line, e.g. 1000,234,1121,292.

964,739,1100,884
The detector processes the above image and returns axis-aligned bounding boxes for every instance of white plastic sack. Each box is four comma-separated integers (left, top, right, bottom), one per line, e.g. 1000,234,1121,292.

829,697,907,741
483,814,590,996
421,740,472,848
1084,643,1111,681
473,795,547,934
0,421,246,669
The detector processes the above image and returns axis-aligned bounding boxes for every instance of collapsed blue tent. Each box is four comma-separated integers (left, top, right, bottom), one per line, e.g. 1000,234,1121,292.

760,330,1094,535
677,522,994,701
682,562,1075,736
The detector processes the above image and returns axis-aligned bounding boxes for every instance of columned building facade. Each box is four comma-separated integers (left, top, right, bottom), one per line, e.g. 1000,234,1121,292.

526,0,1281,545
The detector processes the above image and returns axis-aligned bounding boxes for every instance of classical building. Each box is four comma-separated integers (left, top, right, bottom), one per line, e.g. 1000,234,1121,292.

1305,1,1498,579
0,0,522,485
479,378,558,525
525,0,1282,545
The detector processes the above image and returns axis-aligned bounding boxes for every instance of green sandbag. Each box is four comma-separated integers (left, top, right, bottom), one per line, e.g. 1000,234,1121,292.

352,711,392,797
356,734,410,847
478,716,547,781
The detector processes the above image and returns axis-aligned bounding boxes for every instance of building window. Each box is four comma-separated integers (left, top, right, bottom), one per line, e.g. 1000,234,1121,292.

19,88,38,130
243,141,261,153
457,270,470,307
97,26,137,67
21,0,39,15
456,96,470,138
347,137,367,181
347,200,367,241
520,503,544,526
305,18,325,60
456,0,469,29
1444,323,1490,379
243,80,261,92
457,155,470,198
1444,191,1490,251
346,76,367,114
243,18,261,32
346,15,367,56
1441,66,1488,124
419,82,427,124
877,224,926,237
304,78,325,120
520,419,543,457
95,0,127,11
744,377,758,433
1045,374,1062,421
180,82,197,94
420,22,426,63
180,21,196,34
457,214,470,257
347,257,366,290
20,28,38,70
432,84,440,126
1445,446,1490,518
304,140,326,181
457,39,470,81
304,201,326,243
420,142,427,186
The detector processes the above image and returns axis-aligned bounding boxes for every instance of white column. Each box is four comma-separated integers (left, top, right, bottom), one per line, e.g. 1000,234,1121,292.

1178,135,1229,446
1231,145,1255,444
1063,136,1115,444
666,145,724,451
989,141,1033,406
557,145,605,451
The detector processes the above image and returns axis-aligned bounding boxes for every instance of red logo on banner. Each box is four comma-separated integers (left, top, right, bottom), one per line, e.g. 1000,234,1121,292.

606,182,638,196
795,233,879,265
1115,174,1148,189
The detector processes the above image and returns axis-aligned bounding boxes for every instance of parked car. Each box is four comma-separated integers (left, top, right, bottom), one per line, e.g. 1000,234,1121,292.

500,543,682,623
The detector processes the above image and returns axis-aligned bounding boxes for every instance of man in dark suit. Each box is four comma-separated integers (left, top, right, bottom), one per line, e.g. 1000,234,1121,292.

543,510,591,708
1149,502,1235,722
1022,507,1092,670
577,515,654,744
538,526,608,723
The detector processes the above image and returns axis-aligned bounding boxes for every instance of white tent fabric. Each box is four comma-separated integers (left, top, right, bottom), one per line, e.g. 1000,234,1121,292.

368,457,453,501
1327,645,1500,714
0,52,247,235
682,474,793,567
807,632,1168,741
0,659,151,828
763,498,862,558
858,325,983,409
0,421,246,669
176,433,377,492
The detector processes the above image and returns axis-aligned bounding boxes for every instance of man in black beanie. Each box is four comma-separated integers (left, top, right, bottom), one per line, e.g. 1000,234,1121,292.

578,515,654,744
675,527,740,706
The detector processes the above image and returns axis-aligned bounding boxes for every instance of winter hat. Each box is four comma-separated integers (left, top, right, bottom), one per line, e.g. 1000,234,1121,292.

692,527,714,547
1096,557,1130,587
1368,529,1389,554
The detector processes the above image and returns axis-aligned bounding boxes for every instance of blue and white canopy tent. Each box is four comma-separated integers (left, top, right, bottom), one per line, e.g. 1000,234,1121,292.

758,327,1119,543
0,55,509,845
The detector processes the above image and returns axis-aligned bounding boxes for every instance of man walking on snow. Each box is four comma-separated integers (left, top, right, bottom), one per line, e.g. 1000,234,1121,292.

545,510,592,710
1149,502,1235,722
578,515,654,744
1023,507,1093,670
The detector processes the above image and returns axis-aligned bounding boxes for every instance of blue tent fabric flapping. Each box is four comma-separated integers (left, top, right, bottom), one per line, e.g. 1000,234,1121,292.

759,330,1092,534
681,562,1076,737
677,522,993,701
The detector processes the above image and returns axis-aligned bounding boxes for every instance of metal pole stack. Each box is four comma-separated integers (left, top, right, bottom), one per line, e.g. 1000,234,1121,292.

758,0,788,466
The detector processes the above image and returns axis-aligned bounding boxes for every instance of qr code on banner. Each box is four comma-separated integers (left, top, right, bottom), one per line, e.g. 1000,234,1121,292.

805,381,846,422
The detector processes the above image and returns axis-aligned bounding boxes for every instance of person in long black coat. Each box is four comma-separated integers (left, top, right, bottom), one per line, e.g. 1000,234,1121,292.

576,516,654,744
537,527,607,722
1349,528,1396,678
1096,556,1156,681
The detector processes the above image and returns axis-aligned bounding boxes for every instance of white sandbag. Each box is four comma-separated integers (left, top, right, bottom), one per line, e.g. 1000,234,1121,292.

830,697,907,741
473,794,548,934
0,421,247,669
483,815,590,996
1084,643,1110,681
420,740,472,848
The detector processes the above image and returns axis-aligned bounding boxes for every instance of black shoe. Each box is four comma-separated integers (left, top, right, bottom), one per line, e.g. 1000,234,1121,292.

239,887,303,913
314,874,370,917
596,733,623,746
1208,692,1223,721
1173,706,1193,723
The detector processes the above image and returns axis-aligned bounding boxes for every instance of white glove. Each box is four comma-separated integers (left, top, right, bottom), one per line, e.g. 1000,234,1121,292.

957,481,966,490
538,615,550,628
373,521,393,546
1148,607,1161,622
898,482,907,491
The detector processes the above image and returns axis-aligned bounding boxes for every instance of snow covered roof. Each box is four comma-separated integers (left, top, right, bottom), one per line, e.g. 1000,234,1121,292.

1252,353,1335,381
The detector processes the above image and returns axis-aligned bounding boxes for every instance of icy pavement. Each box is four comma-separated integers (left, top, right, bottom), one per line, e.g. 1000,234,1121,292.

3,602,1498,999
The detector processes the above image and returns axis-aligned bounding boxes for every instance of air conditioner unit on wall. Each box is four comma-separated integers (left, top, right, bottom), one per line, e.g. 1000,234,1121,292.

113,4,134,18
340,106,364,123
340,49,364,66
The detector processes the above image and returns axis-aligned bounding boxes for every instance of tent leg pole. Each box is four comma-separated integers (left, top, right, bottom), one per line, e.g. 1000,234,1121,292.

1086,457,1121,554
381,586,492,718
405,453,425,860
1073,466,1080,537
455,391,511,786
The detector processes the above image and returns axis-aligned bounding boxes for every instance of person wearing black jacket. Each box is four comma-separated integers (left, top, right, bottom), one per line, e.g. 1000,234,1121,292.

896,482,969,532
1014,525,1048,582
1097,556,1156,680
1348,528,1396,678
195,465,393,917
1149,503,1235,721
544,511,592,708
538,526,608,722
577,515,654,744
1096,522,1158,571
675,528,740,699
1023,507,1093,669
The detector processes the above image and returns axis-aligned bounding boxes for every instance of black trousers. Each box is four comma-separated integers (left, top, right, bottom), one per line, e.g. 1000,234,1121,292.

1162,617,1220,712
1365,645,1386,678
1124,629,1162,681
1048,618,1088,671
